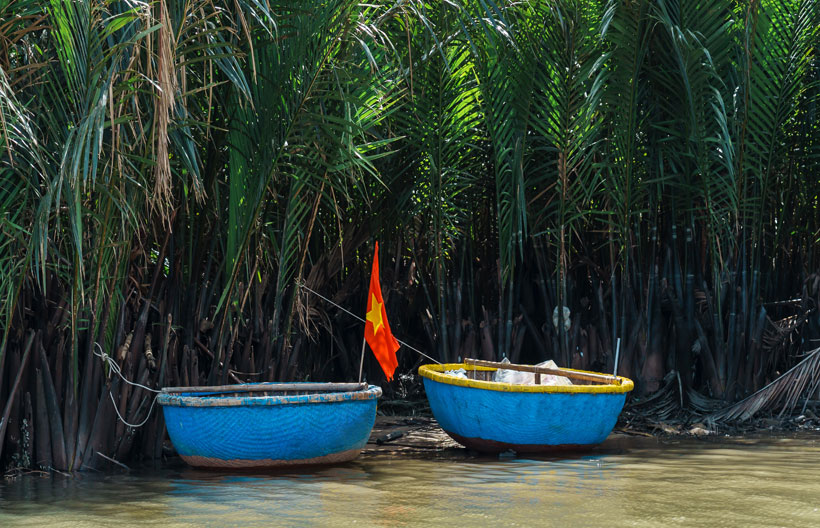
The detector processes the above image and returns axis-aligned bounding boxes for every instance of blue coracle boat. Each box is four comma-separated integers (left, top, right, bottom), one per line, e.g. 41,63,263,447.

419,360,633,453
158,382,381,468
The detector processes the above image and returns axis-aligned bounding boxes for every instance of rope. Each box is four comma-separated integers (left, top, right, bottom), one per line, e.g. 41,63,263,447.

107,391,158,429
300,283,442,365
93,278,443,429
94,343,160,428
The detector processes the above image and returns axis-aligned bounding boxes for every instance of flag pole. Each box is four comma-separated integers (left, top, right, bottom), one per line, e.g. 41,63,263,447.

358,336,367,383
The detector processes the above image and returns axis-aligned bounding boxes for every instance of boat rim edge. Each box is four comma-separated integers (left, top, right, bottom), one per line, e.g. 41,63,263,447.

418,363,634,394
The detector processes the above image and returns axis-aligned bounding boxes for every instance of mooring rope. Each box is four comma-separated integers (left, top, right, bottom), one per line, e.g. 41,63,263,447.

92,283,440,429
299,283,442,365
94,343,160,429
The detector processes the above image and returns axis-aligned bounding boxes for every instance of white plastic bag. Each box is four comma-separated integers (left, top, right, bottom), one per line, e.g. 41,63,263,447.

492,358,514,383
534,360,572,386
493,358,572,386
494,357,534,384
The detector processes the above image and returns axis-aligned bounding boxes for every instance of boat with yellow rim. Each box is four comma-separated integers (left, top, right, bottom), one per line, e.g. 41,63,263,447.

418,359,633,453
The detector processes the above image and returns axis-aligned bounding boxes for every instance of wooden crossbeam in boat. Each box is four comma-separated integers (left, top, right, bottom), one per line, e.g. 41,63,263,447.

161,382,368,394
463,358,621,385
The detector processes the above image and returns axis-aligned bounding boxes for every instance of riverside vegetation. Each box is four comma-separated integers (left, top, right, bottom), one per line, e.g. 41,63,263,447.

0,0,819,472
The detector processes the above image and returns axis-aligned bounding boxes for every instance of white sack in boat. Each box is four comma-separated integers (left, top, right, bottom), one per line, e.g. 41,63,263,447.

444,368,468,379
493,359,572,386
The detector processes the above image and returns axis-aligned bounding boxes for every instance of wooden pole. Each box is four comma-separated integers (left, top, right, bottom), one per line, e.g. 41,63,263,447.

464,358,621,385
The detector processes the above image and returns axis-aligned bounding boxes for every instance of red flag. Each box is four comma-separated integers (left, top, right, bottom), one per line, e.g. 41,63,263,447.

364,241,400,380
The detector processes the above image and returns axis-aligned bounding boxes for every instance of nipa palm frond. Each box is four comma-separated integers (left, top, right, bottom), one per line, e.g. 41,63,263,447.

708,346,820,422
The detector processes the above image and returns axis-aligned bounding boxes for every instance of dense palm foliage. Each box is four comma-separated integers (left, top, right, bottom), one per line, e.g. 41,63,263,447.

1,0,818,470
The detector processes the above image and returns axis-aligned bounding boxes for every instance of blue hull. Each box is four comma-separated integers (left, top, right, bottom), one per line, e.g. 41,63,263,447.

420,364,632,453
158,384,381,468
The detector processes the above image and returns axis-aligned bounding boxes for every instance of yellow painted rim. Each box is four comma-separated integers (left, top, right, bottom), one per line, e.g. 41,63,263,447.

418,363,634,394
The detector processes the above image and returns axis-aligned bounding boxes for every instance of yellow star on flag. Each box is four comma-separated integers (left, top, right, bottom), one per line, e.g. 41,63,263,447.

366,293,383,334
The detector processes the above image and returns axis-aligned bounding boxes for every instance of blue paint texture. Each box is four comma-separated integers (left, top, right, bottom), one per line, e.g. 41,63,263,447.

159,384,381,463
423,377,627,449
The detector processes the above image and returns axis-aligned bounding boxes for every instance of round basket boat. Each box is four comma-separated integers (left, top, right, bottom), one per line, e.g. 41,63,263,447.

419,363,633,453
158,382,381,468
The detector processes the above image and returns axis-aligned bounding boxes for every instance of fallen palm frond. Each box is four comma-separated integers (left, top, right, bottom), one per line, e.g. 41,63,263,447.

625,370,683,422
708,346,820,423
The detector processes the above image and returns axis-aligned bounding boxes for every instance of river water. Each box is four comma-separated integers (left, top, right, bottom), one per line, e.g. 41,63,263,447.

1,434,819,527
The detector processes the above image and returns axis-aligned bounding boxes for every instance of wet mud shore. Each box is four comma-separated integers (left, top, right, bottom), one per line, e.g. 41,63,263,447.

365,407,820,461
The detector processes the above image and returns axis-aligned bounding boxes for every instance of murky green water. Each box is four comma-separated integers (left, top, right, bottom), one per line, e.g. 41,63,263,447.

2,434,819,527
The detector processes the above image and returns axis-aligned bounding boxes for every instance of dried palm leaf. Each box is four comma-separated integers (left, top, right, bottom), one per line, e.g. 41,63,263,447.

687,388,724,414
762,310,811,352
708,346,820,423
152,0,177,223
627,370,682,421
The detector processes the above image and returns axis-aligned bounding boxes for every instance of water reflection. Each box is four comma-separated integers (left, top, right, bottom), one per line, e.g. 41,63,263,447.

2,435,820,527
